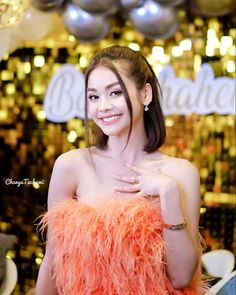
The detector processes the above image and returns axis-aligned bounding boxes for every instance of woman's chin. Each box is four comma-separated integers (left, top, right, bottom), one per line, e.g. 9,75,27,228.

99,126,126,137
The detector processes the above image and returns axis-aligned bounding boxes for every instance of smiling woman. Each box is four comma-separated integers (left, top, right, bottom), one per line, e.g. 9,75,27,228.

35,45,208,295
84,46,165,152
87,74,126,134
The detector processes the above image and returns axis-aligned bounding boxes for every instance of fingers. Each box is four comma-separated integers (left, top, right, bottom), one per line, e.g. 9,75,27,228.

126,163,145,174
114,175,140,184
113,172,140,193
114,185,140,193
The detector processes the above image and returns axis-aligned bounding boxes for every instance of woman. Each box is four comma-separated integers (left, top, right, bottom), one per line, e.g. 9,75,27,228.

35,45,205,294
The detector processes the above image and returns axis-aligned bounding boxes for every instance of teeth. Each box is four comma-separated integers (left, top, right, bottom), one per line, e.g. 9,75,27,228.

102,115,120,122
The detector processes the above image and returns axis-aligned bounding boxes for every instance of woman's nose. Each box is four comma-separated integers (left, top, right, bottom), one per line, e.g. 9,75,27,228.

99,97,113,112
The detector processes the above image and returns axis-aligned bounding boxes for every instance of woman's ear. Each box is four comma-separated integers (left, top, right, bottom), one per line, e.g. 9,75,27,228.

142,83,152,106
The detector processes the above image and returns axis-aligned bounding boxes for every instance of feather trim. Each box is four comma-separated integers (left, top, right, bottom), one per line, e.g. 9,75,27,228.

38,197,206,295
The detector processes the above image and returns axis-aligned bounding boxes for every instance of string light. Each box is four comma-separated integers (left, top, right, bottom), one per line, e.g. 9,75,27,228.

194,54,202,73
229,46,236,56
68,34,76,42
165,117,174,127
220,36,233,56
207,28,220,48
179,39,192,51
34,56,45,67
36,110,46,122
200,207,207,214
32,182,40,189
206,45,215,57
0,0,29,28
6,83,15,94
152,46,164,57
35,257,43,265
226,60,235,73
23,62,31,74
79,56,89,68
67,130,77,143
128,43,140,51
221,36,233,48
172,46,183,57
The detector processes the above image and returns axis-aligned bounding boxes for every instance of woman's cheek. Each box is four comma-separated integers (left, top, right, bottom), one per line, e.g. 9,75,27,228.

87,104,95,118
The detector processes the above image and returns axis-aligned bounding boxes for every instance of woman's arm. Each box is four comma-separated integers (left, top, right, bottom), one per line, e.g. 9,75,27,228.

35,251,58,295
35,152,78,295
114,159,201,289
160,161,200,289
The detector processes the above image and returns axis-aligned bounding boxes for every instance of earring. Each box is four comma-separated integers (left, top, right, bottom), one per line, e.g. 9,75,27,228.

144,105,149,111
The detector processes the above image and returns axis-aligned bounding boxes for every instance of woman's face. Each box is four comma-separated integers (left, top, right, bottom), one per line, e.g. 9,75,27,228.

87,65,144,137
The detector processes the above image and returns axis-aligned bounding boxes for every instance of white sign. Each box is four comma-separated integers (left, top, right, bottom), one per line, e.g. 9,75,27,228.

44,63,235,122
159,64,235,115
44,64,85,122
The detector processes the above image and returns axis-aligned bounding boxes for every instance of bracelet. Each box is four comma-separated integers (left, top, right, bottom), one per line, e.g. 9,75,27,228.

163,221,187,231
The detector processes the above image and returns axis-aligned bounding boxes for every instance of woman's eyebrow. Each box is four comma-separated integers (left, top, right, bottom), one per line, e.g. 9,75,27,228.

87,82,120,92
106,82,120,89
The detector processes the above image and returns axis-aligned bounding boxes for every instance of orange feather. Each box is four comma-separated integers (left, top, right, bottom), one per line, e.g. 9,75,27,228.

38,196,206,295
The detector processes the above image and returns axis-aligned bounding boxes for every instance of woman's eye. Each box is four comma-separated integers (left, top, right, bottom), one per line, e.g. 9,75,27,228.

88,94,99,101
110,90,122,96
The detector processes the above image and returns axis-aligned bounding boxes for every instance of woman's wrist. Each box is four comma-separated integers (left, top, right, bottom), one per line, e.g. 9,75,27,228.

160,183,185,225
163,221,187,231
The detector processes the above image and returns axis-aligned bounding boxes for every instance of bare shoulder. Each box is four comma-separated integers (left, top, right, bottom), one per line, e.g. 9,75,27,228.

162,155,199,180
54,148,90,171
148,152,200,197
159,155,200,205
47,148,91,208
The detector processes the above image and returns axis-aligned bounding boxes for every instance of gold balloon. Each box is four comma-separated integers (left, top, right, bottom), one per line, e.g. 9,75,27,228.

194,0,236,16
0,0,30,28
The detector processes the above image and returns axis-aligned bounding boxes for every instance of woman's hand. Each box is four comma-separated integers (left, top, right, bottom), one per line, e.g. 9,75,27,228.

113,163,179,199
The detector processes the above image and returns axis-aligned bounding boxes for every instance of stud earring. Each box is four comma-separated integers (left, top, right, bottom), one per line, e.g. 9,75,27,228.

144,105,149,111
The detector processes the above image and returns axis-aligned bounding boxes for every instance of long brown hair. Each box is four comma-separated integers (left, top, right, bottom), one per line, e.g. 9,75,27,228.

84,45,166,153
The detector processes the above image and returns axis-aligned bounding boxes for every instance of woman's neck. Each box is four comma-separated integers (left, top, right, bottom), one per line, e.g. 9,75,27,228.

105,129,148,165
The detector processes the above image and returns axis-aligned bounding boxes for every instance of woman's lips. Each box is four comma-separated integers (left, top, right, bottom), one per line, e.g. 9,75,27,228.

99,114,122,125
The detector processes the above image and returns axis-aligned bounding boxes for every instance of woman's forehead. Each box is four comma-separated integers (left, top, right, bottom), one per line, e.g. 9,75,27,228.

88,66,117,80
87,62,132,89
87,66,118,89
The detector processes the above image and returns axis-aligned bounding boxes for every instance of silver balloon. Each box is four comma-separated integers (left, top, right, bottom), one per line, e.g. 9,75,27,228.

154,0,185,6
72,0,118,14
189,0,236,16
121,0,142,10
63,3,110,42
187,0,201,15
129,0,179,39
32,0,64,12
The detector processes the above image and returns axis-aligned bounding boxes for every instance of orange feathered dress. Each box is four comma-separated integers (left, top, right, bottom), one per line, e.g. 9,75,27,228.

39,196,206,295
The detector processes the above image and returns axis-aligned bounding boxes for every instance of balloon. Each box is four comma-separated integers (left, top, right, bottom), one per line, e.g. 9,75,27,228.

7,29,24,53
32,0,65,12
63,3,110,42
15,7,54,40
121,0,142,10
0,28,23,61
187,0,201,15
0,29,11,61
72,0,118,14
154,0,185,6
129,0,179,39
189,0,236,16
